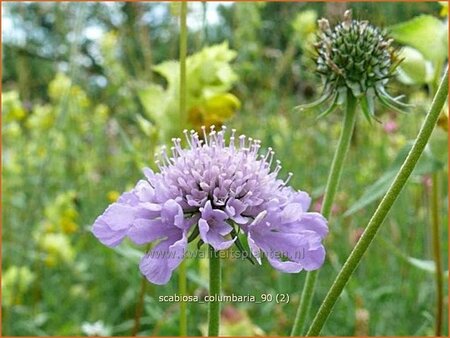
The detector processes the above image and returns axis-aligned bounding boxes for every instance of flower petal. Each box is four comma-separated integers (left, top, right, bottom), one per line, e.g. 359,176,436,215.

299,213,329,239
91,219,127,247
302,246,326,271
199,219,235,251
280,203,304,223
225,198,249,224
161,199,185,229
249,224,324,273
128,219,168,245
266,256,303,273
139,232,187,285
101,203,136,231
91,201,136,247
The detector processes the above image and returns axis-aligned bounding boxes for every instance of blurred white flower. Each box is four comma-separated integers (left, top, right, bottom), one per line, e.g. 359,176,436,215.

81,321,111,336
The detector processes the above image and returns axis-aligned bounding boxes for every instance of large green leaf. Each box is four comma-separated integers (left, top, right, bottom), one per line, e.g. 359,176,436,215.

291,10,318,49
381,238,449,277
389,15,448,65
428,128,448,166
152,60,180,89
136,43,239,143
344,142,444,216
137,84,170,122
396,47,434,85
406,257,437,274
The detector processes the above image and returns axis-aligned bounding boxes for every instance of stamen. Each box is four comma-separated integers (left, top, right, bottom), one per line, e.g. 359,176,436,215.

283,172,293,185
160,146,171,165
171,146,177,159
268,150,275,168
239,135,246,149
274,160,282,175
154,159,163,171
183,129,192,148
201,126,208,145
191,132,201,149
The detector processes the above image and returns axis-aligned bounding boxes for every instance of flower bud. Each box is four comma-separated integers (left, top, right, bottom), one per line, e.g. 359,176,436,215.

299,10,411,120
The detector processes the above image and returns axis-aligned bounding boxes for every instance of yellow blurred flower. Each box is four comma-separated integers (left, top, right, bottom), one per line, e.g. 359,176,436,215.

188,93,241,129
38,233,75,267
94,104,110,123
437,109,448,132
2,266,36,306
48,73,72,101
43,221,56,233
39,191,79,235
107,190,120,203
2,91,27,123
440,2,448,17
44,255,58,268
61,218,78,234
292,10,318,50
3,122,22,139
70,86,90,108
37,146,47,158
63,207,78,220
26,105,55,131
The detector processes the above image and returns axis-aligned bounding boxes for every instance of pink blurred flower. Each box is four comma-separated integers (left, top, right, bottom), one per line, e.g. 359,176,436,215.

313,195,340,214
422,175,432,190
383,120,398,134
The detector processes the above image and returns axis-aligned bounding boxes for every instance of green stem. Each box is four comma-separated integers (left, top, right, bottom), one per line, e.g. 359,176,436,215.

179,0,187,124
321,93,358,218
291,92,358,336
178,2,188,336
131,274,148,336
306,67,448,336
208,246,221,336
431,172,443,336
178,260,187,336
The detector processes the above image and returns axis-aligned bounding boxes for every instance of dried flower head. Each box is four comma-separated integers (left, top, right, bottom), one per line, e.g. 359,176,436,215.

300,10,410,120
92,126,328,284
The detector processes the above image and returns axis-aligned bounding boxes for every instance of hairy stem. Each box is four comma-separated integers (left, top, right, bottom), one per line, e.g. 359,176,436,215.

131,274,148,336
179,0,187,125
178,260,187,336
306,67,448,336
291,92,358,336
431,172,443,336
208,246,221,336
178,2,188,336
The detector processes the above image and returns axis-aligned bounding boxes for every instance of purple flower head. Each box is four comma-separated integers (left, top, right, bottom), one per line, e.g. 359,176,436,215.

92,126,328,284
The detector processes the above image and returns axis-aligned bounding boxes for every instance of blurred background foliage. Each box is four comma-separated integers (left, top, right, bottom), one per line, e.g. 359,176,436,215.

2,2,448,336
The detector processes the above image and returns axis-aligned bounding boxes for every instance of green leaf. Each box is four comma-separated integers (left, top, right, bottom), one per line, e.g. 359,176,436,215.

406,257,437,274
379,237,449,277
113,244,143,264
396,47,434,85
136,43,239,143
135,114,156,137
291,10,318,48
428,128,449,166
152,60,180,89
389,15,448,65
186,271,209,289
345,142,444,216
344,170,396,216
137,84,170,122
231,226,256,265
